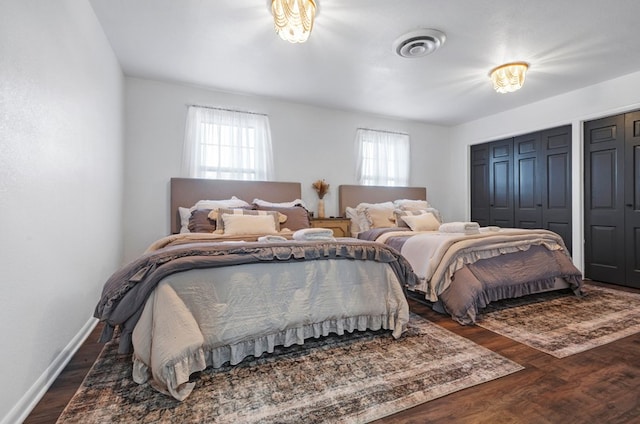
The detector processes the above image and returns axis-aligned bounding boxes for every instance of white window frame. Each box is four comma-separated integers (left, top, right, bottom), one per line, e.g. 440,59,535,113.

355,128,410,186
182,106,274,181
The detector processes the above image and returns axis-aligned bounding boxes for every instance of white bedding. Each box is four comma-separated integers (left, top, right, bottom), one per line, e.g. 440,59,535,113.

131,258,409,401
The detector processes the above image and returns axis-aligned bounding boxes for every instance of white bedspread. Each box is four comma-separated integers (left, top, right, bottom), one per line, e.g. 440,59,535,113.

131,258,409,401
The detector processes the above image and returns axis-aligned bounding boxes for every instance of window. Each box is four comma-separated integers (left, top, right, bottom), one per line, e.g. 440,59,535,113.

182,106,274,180
355,128,410,186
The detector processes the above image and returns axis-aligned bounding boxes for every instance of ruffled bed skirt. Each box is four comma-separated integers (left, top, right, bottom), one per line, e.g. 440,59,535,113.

132,313,404,401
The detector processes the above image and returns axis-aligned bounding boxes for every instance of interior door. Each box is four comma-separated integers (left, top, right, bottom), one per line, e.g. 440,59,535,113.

513,132,541,229
624,111,640,287
540,125,572,252
470,144,490,227
584,115,625,283
489,138,514,227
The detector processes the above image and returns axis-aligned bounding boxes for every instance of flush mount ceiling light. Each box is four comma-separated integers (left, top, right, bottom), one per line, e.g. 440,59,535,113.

270,0,317,43
393,29,446,58
490,62,529,93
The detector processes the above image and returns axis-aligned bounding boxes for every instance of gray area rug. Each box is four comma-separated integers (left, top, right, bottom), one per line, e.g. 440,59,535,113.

56,314,522,423
477,284,640,358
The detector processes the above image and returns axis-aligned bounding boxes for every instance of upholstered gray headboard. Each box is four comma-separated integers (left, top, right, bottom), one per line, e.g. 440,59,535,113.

170,178,302,234
338,185,427,215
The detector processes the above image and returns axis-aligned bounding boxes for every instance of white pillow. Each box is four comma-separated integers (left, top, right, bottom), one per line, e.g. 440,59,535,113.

194,196,250,210
178,207,193,233
221,214,277,235
401,212,440,231
345,206,362,236
253,198,308,209
394,199,432,211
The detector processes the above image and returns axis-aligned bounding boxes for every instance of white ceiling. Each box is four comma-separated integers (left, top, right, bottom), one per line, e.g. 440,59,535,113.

89,0,640,126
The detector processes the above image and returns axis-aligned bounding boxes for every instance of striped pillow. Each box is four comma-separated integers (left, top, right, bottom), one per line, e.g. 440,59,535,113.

210,208,285,234
393,209,430,228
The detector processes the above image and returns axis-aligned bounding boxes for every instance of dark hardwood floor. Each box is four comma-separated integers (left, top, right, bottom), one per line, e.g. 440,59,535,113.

25,280,640,424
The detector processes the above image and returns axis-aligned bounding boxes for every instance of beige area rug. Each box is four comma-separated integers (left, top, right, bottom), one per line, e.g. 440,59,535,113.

477,284,640,358
56,314,522,424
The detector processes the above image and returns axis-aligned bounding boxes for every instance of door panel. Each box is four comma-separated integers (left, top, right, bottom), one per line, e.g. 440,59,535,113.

624,111,640,286
540,125,572,251
489,139,514,227
514,133,541,229
584,115,625,283
470,144,490,227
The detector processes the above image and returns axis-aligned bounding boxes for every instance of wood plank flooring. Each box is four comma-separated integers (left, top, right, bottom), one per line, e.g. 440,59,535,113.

24,280,640,424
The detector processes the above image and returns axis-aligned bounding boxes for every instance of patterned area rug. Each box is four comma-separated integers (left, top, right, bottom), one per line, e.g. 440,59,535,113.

56,314,522,424
477,284,640,358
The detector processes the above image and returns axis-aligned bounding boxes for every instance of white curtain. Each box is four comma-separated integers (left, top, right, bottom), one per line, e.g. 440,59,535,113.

182,106,274,180
355,128,410,186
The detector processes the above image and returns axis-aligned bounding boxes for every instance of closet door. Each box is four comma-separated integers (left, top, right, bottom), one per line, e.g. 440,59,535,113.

584,115,626,283
540,125,573,252
513,132,542,229
470,144,490,227
624,112,640,286
489,138,514,227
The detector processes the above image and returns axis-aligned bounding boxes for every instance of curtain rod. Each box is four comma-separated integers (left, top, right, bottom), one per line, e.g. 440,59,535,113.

357,127,408,136
187,104,267,117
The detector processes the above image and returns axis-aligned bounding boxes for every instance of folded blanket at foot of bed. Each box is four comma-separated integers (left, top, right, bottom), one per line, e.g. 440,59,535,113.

439,221,480,234
292,228,335,240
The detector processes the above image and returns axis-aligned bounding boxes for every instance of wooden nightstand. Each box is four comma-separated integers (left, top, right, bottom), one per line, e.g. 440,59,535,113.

310,217,352,238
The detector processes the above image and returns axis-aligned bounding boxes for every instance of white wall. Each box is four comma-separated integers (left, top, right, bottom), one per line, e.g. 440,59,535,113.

0,2,124,423
123,77,450,260
449,70,640,272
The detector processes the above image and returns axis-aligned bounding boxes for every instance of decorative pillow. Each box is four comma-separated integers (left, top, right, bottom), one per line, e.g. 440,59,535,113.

188,209,216,233
221,214,277,235
211,208,282,234
401,212,440,231
345,206,363,236
393,209,429,228
419,207,443,223
394,199,432,211
255,205,311,231
178,197,252,233
252,198,308,209
360,203,396,229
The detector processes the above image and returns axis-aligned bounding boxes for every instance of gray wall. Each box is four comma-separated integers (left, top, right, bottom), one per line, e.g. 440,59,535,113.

0,1,124,423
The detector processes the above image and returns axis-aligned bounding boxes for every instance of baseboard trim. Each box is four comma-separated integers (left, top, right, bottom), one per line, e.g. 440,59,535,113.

2,317,98,424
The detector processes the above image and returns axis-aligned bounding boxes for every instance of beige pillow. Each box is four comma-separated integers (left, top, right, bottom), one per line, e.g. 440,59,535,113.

362,204,395,229
393,209,427,228
211,208,283,234
221,214,277,235
401,212,440,231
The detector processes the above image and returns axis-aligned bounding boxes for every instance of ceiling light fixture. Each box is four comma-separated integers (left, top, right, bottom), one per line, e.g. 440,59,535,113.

393,29,446,58
490,62,529,93
271,0,317,43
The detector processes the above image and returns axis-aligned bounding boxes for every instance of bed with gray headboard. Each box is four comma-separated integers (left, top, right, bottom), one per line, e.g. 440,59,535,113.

338,184,426,217
337,184,583,326
170,177,302,234
95,178,416,402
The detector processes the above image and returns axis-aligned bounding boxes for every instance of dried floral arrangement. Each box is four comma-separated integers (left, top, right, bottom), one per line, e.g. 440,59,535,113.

312,179,330,199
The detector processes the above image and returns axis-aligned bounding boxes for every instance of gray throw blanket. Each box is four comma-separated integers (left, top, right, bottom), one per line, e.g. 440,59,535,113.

95,239,418,353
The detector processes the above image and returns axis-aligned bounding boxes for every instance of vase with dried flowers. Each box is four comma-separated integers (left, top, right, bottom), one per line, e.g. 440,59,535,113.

312,179,329,218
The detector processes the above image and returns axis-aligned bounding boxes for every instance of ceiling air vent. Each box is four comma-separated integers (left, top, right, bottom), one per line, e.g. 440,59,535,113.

393,29,446,58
